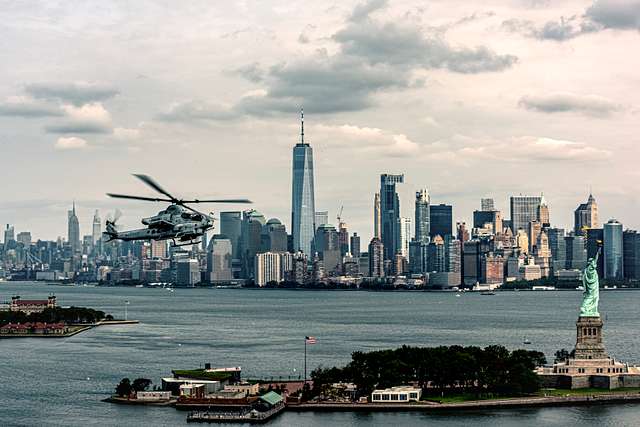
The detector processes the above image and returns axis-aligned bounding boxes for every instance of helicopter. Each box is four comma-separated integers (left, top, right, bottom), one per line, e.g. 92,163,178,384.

103,174,251,246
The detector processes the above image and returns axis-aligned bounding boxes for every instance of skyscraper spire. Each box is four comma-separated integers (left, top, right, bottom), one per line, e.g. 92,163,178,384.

300,107,305,145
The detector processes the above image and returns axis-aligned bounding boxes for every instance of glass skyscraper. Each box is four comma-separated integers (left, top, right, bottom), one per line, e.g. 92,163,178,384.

429,204,453,239
604,219,623,280
414,189,430,243
509,195,542,233
380,174,404,261
291,109,316,256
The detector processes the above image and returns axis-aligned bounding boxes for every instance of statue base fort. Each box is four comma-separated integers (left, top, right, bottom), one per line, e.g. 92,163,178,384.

538,315,640,389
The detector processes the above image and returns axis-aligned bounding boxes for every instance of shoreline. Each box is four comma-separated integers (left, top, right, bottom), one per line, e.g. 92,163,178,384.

0,319,139,339
290,392,640,412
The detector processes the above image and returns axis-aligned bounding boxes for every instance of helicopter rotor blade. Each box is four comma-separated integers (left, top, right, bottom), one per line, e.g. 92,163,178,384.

180,199,253,204
107,193,172,203
133,174,176,201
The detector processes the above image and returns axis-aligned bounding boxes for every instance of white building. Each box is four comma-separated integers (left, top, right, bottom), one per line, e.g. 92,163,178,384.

371,386,421,402
398,217,412,259
207,236,233,282
136,391,172,401
254,252,281,286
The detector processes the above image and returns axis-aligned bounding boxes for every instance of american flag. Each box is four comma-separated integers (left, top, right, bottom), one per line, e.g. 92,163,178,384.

305,336,317,344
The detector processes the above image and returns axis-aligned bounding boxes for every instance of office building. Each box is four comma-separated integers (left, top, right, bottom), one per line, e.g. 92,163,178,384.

586,228,604,277
409,240,428,274
240,209,266,278
373,193,381,239
350,232,361,258
207,235,233,282
67,202,81,253
427,235,446,273
92,210,101,245
260,218,288,252
220,211,242,259
415,189,430,243
16,232,31,246
481,198,495,211
510,195,542,234
623,230,640,280
429,204,452,239
151,240,167,259
368,238,384,278
574,193,599,235
314,224,341,275
291,109,316,256
565,234,587,270
338,221,349,257
398,217,411,259
315,211,328,229
176,258,200,286
456,222,469,243
604,219,623,280
380,174,404,260
547,228,566,274
472,210,502,235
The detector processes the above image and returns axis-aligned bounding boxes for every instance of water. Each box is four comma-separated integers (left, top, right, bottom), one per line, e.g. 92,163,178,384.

1,282,640,426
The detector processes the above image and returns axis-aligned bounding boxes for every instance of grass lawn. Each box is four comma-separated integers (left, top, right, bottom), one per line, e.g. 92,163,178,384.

424,394,516,404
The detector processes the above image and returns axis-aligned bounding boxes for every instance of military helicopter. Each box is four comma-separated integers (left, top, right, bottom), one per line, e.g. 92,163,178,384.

103,174,251,246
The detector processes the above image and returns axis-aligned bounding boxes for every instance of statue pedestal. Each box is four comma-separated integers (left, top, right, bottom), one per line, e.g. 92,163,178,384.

575,316,608,360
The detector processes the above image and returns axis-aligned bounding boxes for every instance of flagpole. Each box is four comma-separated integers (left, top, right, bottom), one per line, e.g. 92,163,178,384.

304,338,307,384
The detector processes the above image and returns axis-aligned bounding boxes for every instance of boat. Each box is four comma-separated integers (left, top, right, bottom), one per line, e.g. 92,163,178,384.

480,291,496,296
523,338,532,345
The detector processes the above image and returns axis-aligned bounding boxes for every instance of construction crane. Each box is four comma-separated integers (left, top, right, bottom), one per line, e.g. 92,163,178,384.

336,205,344,227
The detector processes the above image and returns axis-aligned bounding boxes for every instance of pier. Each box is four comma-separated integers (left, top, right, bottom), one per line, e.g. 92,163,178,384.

186,403,285,423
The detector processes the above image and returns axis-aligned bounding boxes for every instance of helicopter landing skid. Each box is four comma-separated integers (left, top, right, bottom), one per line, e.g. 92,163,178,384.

171,239,201,247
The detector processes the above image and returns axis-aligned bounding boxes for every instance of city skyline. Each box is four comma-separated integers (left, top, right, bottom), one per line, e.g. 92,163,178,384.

1,0,640,243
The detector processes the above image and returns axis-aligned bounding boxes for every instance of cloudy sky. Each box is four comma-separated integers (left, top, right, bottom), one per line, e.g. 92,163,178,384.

1,0,639,242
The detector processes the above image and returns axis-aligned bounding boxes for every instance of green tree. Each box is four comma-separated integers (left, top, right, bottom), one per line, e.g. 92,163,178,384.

115,378,132,397
131,378,152,392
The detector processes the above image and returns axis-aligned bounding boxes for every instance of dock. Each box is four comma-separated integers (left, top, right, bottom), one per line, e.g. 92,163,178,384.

186,403,285,423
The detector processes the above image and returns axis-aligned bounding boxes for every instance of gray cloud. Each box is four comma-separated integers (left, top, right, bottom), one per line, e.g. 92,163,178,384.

349,0,388,22
25,82,119,106
519,92,622,116
0,99,63,117
157,100,238,122
586,0,640,30
236,54,409,115
231,3,516,116
235,63,264,83
45,122,113,134
334,19,517,73
505,0,640,41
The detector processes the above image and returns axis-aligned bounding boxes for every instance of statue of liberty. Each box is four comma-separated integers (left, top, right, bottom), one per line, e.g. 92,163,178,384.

580,244,602,317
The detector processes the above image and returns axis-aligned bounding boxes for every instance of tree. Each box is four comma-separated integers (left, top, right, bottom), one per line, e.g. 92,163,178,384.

115,378,132,397
132,378,152,392
554,348,570,363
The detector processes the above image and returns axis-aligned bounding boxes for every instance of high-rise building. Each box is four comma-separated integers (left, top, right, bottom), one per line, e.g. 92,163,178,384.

409,240,428,274
240,209,266,278
446,237,462,277
481,198,495,211
16,232,31,246
547,228,566,274
510,195,542,233
260,219,288,252
4,224,15,249
472,210,502,235
380,174,404,261
314,211,329,229
574,193,599,235
414,189,430,243
456,222,470,243
92,210,101,245
338,221,349,257
207,235,233,282
623,230,640,281
254,252,282,286
398,217,411,259
429,204,452,239
373,193,381,239
565,234,587,270
368,238,384,278
538,197,550,228
604,219,623,280
314,224,341,275
220,211,242,262
151,240,167,259
291,109,316,256
176,258,200,287
350,233,361,258
529,220,542,253
427,235,446,273
67,202,80,253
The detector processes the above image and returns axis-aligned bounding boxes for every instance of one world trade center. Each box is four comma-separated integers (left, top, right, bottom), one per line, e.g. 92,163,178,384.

291,109,316,256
